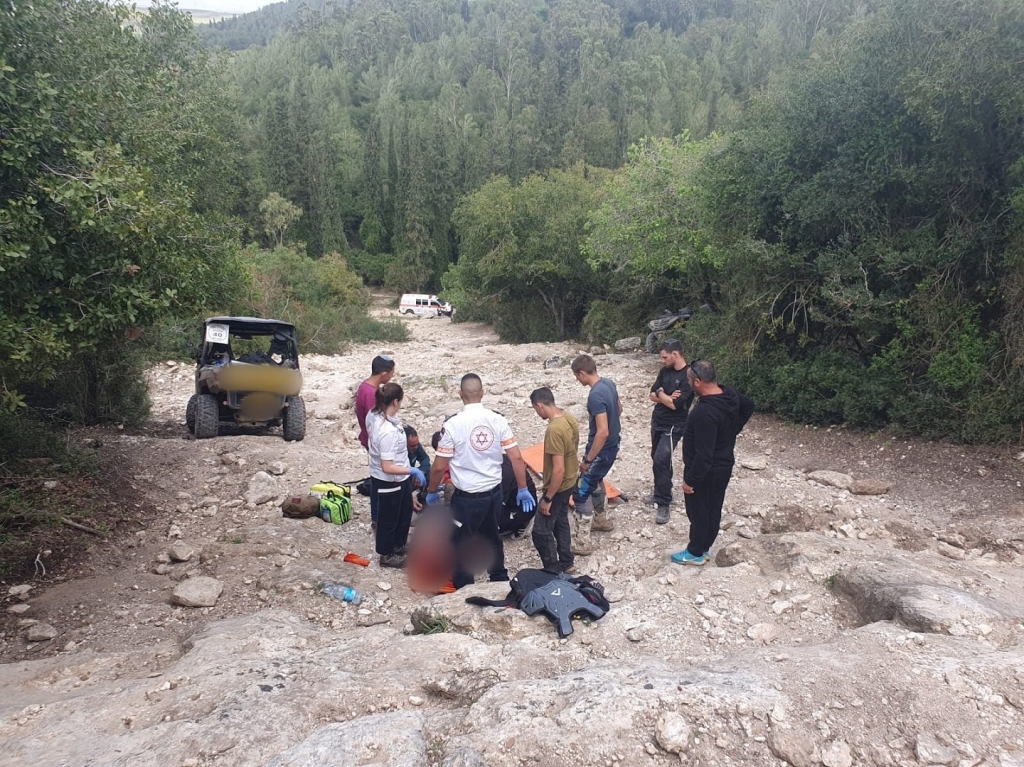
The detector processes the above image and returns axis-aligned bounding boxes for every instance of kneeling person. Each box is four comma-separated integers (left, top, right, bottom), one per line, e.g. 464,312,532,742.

530,387,579,574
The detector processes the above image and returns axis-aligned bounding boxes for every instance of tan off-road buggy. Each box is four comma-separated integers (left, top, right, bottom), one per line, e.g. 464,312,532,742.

185,317,306,441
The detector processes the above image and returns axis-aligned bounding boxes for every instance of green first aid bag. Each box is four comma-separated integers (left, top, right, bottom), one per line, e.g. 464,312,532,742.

319,491,352,525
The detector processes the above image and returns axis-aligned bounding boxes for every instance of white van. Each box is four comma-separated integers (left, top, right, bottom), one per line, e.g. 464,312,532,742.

398,293,454,317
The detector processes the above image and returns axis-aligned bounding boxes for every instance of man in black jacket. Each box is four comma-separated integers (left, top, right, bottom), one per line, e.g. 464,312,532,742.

672,359,754,566
648,339,693,525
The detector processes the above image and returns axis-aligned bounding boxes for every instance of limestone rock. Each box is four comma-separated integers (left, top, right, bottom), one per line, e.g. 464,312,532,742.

914,733,959,765
170,576,224,607
833,564,1024,633
937,532,968,549
8,584,32,597
8,603,31,614
614,336,642,351
738,454,769,471
761,505,818,534
245,471,280,505
26,623,58,642
269,461,288,476
937,542,966,561
714,533,862,575
848,478,890,495
746,623,779,644
267,713,427,766
821,739,853,767
442,747,489,767
168,541,195,563
654,711,691,754
767,727,819,767
806,470,853,490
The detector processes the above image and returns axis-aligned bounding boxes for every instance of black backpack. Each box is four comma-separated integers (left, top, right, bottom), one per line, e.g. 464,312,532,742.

465,568,610,637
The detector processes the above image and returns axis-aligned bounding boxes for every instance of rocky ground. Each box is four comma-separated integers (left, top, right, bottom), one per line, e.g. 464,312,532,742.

2,300,1024,767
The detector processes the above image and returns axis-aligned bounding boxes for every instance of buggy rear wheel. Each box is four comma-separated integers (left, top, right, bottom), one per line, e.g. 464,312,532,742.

185,394,197,434
194,393,220,439
282,395,306,441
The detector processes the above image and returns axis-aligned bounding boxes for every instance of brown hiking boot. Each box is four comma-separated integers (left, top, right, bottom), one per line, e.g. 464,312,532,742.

592,510,614,532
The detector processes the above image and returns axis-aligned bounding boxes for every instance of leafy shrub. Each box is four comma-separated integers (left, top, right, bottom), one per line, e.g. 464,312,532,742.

241,245,407,352
492,298,561,344
24,341,153,426
0,411,91,468
345,249,395,287
580,299,643,345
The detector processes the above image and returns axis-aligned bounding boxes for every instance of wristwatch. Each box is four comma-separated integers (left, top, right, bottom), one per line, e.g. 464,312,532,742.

542,495,552,503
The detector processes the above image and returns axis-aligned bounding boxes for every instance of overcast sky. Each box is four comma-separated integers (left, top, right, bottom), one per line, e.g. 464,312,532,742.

135,0,272,15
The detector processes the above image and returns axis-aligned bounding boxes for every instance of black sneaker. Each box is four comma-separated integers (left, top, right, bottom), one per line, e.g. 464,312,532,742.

379,553,406,568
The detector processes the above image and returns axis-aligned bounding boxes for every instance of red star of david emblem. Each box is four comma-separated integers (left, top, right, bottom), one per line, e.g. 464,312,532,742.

470,425,495,451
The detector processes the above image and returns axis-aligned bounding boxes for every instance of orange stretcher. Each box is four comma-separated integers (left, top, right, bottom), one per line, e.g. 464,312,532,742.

519,442,622,500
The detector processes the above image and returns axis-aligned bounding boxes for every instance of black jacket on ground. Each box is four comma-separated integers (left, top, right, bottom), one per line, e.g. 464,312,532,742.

682,386,754,486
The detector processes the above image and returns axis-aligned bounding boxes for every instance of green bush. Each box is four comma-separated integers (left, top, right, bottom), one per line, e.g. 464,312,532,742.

345,250,395,287
0,411,91,468
24,341,153,427
492,298,561,344
678,314,891,428
242,245,407,352
581,299,644,345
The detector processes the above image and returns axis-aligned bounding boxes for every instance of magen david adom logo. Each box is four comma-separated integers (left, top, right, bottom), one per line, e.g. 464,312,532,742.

470,425,495,452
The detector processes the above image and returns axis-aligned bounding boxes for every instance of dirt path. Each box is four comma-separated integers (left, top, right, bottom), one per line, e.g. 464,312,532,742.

2,301,1024,767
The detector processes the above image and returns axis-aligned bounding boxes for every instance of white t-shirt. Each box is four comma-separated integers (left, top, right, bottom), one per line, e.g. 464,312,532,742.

367,411,410,482
437,402,517,493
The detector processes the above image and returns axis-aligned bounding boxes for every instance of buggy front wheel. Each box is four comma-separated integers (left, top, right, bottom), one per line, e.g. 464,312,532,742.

194,394,220,439
282,396,306,441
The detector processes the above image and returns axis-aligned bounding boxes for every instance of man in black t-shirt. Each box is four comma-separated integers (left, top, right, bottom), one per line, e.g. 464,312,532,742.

649,339,693,524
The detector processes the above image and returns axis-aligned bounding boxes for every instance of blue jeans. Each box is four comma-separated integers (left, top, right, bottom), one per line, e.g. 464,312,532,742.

574,444,618,518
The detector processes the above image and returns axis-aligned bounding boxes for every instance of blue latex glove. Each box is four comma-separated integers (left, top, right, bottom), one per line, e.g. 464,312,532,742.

516,487,536,514
425,491,441,506
409,467,426,487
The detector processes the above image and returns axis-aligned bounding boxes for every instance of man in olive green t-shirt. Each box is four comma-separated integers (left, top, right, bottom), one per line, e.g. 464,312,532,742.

529,387,579,574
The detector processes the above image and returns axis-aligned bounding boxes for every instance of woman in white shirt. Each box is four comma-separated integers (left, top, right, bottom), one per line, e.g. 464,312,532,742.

367,383,425,568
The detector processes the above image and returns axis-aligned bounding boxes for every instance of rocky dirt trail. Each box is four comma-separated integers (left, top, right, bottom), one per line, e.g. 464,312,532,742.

3,301,1024,767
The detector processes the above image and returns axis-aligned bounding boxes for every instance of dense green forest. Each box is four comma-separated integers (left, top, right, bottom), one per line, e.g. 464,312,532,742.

3,0,1024,445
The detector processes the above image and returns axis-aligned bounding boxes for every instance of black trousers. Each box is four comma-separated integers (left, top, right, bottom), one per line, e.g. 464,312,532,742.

531,487,573,572
450,485,507,589
651,425,684,506
682,468,732,556
372,477,413,556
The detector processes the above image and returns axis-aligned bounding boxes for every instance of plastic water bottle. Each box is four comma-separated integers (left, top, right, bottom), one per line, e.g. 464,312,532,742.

319,582,362,605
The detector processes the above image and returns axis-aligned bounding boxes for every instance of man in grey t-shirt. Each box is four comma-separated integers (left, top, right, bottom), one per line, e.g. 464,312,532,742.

570,354,622,555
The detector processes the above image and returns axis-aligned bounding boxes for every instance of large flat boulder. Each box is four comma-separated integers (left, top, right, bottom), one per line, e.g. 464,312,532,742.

266,713,427,767
833,564,1024,634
